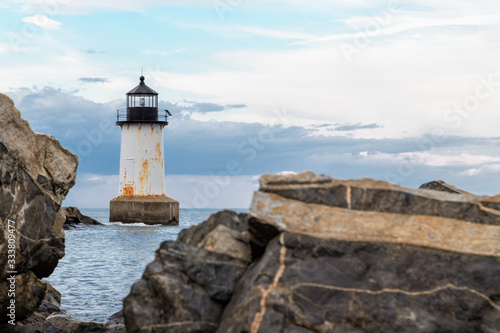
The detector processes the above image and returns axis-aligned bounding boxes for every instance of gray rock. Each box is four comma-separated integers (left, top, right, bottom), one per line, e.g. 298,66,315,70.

218,232,500,332
103,310,125,331
419,180,471,194
42,313,105,333
177,210,251,262
0,93,78,323
2,282,63,332
61,206,103,228
259,171,500,225
248,190,500,258
123,171,500,333
123,240,250,333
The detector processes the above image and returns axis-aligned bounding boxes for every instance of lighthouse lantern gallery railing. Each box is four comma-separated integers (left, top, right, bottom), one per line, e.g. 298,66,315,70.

116,108,171,124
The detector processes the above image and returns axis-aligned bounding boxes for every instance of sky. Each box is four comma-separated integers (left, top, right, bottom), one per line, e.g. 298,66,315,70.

1,0,500,208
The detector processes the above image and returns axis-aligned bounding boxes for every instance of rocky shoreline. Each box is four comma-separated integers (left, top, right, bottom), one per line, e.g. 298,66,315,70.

1,92,500,332
122,173,500,332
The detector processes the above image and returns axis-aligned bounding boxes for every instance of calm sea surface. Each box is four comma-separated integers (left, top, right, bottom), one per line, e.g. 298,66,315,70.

44,208,246,323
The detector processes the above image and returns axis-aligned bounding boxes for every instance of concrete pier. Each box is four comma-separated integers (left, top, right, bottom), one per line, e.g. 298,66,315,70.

109,196,179,225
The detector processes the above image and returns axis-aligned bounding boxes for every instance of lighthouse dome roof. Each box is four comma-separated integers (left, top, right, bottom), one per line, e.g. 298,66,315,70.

127,76,158,95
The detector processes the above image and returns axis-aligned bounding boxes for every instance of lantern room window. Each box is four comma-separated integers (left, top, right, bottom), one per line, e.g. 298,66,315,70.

127,94,158,108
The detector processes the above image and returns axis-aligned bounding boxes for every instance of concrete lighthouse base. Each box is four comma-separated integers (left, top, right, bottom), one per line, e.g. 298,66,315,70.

109,196,179,226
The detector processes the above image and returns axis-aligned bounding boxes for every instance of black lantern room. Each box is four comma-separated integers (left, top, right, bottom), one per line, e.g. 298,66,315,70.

116,76,170,124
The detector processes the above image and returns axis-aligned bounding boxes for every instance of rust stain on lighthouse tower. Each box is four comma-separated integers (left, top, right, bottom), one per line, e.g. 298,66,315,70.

109,76,179,225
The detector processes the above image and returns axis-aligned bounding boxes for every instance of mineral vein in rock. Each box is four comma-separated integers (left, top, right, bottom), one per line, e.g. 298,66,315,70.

251,233,287,333
292,283,500,311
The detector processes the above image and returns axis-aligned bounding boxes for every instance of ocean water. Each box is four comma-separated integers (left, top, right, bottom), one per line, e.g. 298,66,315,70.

44,208,246,323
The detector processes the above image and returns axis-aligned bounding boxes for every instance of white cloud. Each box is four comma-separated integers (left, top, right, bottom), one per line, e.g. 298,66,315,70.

0,42,8,53
461,164,500,176
232,26,317,40
294,13,500,45
147,32,500,139
366,152,500,168
4,1,500,140
13,0,214,14
22,14,61,30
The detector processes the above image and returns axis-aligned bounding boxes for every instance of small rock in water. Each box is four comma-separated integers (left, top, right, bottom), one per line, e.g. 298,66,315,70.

419,179,471,195
62,206,103,228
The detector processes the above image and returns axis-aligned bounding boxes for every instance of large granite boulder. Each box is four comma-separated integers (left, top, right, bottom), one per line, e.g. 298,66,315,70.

0,93,78,324
123,171,500,332
219,232,500,332
123,211,250,332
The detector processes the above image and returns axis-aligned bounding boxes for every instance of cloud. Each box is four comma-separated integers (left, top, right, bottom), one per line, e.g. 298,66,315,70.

22,15,61,30
79,77,110,83
232,26,317,40
461,164,500,176
332,123,383,131
365,151,500,168
293,7,500,45
177,101,245,113
226,104,247,109
192,102,225,113
13,0,217,14
82,49,108,54
7,86,500,177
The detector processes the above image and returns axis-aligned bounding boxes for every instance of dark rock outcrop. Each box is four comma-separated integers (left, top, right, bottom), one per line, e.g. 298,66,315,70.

219,233,500,332
123,211,250,332
8,289,125,332
177,210,251,262
123,171,500,332
9,282,65,332
0,93,78,324
61,206,103,229
419,180,471,195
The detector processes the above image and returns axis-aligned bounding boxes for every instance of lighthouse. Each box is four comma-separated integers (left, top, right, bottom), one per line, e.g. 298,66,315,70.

109,75,179,225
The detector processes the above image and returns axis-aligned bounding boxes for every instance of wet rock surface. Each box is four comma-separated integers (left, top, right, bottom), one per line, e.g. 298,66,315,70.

61,206,103,229
0,93,78,324
123,172,500,332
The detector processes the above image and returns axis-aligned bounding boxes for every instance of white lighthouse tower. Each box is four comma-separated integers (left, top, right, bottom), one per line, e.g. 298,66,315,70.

109,75,179,225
